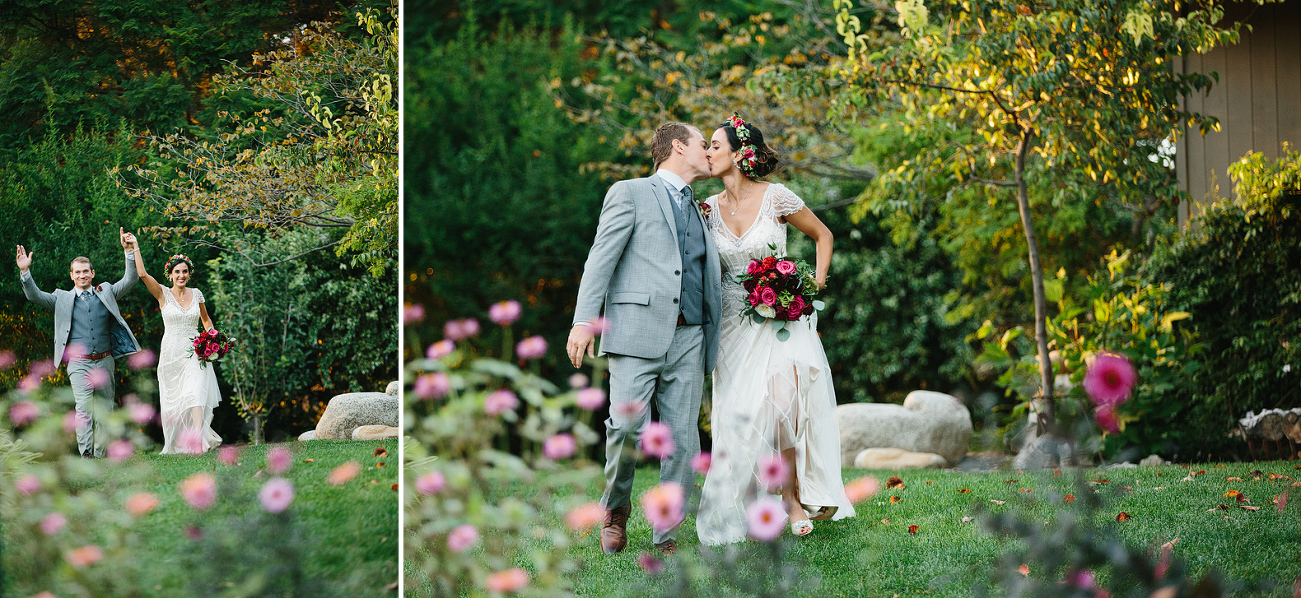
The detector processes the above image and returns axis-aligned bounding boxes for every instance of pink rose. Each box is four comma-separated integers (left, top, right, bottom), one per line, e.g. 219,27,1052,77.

775,260,797,276
760,287,777,307
787,303,803,320
748,290,761,307
746,260,762,275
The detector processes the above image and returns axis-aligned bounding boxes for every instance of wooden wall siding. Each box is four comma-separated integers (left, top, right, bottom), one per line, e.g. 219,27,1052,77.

1178,0,1301,224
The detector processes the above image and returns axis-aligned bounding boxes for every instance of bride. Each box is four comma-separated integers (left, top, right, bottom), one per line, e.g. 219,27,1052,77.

696,114,855,544
126,235,223,454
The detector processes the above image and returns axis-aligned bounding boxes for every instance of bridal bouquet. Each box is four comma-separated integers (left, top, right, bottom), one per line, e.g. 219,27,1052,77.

193,329,236,368
737,247,825,341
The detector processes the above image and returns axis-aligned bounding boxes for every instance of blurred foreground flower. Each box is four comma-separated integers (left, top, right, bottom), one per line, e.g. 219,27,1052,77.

845,476,881,503
217,445,240,466
329,461,361,486
746,496,787,541
125,492,159,516
639,422,674,459
128,401,156,425
691,452,712,475
1083,353,1136,406
640,482,684,532
543,433,576,460
107,440,135,462
259,478,295,513
426,339,455,359
488,300,522,326
638,553,664,575
485,568,529,593
414,373,451,400
9,401,39,426
179,473,218,510
128,349,157,369
758,453,788,492
444,318,479,340
575,387,606,410
516,335,548,359
65,545,104,568
416,471,446,495
447,524,479,552
484,389,518,415
41,512,67,536
564,503,604,531
266,446,292,474
403,304,425,324
16,474,41,495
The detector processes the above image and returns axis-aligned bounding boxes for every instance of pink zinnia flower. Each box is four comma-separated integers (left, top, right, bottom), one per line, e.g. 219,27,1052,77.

775,260,797,276
328,461,361,486
760,287,777,306
639,422,675,459
125,492,158,516
178,428,205,454
128,402,156,425
575,387,606,410
179,473,217,510
638,552,665,574
414,373,451,400
9,401,39,426
639,482,685,532
403,304,425,324
217,445,240,466
484,568,529,593
416,471,447,495
41,512,67,535
1095,405,1120,434
484,389,519,415
128,349,157,369
691,452,712,475
15,474,41,495
844,476,881,503
30,359,55,379
516,336,548,360
758,453,789,492
19,374,41,391
614,400,646,420
258,477,294,513
426,340,455,359
1083,353,1137,407
0,350,14,370
543,434,577,460
85,368,110,390
266,446,292,474
63,410,86,433
568,373,589,388
64,545,103,568
444,318,479,340
64,342,88,362
447,524,479,552
489,300,523,326
1067,569,1097,589
746,496,787,541
106,440,135,462
564,502,605,531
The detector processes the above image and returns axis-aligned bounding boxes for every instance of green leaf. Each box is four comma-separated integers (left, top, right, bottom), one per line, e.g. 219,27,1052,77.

775,327,791,342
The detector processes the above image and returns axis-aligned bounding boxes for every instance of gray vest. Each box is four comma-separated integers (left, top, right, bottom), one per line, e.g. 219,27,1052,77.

68,289,114,355
671,188,708,325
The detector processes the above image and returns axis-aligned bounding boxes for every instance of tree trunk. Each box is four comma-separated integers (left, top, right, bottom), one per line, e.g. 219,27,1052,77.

251,413,265,446
1013,129,1057,437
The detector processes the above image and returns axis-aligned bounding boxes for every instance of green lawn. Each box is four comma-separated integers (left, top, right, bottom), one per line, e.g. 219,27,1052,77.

555,462,1301,597
8,439,398,596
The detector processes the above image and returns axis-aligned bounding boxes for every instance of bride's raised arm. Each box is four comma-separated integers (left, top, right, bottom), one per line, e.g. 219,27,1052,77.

126,234,166,304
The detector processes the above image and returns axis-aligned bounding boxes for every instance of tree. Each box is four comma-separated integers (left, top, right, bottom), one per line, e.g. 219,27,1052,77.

833,0,1238,440
121,3,398,276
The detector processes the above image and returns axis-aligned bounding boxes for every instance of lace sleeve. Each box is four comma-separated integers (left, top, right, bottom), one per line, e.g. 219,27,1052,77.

195,288,205,304
769,184,806,217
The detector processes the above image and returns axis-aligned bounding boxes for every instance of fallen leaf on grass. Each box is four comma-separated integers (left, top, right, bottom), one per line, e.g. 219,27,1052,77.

925,480,934,485
1213,504,1231,510
958,488,971,493
1269,473,1293,481
1019,488,1033,493
1239,505,1260,511
1004,479,1019,484
1151,586,1177,598
1116,512,1133,522
1292,482,1301,487
303,458,314,463
990,499,1005,505
1274,490,1290,512
1154,487,1166,491
1192,470,1206,476
908,525,919,534
1224,490,1247,503
1248,469,1262,476
1226,476,1243,482
962,516,976,523
391,483,398,491
1053,469,1062,477
374,447,388,457
1091,478,1110,484
1214,464,1226,468
1017,564,1030,577
886,477,905,489
376,462,386,468
880,518,891,525
890,496,902,504
1064,494,1076,504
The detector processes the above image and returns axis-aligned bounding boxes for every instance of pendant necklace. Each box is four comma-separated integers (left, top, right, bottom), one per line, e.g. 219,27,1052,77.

728,182,753,217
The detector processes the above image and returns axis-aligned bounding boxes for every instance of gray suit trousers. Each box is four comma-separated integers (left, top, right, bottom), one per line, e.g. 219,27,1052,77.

601,324,704,545
66,356,115,458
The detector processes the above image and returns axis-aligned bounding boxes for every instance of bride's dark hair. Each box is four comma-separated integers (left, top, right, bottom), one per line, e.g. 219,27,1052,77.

719,117,780,179
165,254,194,280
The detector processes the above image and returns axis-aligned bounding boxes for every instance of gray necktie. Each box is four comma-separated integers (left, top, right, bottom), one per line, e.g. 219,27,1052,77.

680,185,693,210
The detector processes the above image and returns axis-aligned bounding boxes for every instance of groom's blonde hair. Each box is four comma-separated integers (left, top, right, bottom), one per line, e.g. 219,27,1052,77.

651,122,698,169
70,256,93,271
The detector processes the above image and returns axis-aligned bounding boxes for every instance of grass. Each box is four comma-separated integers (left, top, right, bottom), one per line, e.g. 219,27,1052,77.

549,461,1301,597
8,439,398,596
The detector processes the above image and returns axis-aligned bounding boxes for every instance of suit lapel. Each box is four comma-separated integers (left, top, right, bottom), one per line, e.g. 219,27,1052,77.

649,174,679,240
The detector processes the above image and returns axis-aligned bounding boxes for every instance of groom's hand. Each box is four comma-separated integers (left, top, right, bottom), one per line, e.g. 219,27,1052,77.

566,324,597,368
119,227,130,250
15,245,32,273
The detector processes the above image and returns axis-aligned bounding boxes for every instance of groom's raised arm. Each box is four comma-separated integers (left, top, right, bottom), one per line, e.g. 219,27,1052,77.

109,227,139,296
573,181,636,326
16,245,55,311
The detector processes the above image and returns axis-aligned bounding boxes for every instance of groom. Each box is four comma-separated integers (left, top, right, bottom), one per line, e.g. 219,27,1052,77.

567,122,722,556
16,228,143,458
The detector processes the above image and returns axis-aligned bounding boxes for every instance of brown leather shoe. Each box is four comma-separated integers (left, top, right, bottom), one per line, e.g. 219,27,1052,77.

600,505,631,554
654,539,677,556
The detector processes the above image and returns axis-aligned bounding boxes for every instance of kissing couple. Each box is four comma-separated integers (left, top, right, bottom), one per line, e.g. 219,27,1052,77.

566,116,855,555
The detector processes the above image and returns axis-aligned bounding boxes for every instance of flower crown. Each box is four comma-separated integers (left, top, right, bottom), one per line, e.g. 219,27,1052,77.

726,112,761,180
164,254,194,276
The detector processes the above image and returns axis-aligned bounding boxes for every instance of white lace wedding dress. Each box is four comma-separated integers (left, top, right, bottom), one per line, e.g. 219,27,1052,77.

697,183,855,545
158,288,223,454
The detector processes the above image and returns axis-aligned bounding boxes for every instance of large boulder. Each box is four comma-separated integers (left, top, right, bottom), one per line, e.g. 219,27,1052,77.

854,447,947,469
838,391,973,467
298,430,317,441
352,425,399,441
316,392,399,440
385,381,399,396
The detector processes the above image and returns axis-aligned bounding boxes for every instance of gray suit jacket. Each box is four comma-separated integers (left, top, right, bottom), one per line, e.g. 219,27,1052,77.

574,174,723,371
21,253,142,363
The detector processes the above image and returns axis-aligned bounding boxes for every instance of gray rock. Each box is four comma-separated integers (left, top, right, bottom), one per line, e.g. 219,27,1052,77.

1011,436,1081,470
838,391,973,467
351,425,399,441
385,381,399,396
1139,454,1167,467
315,392,399,440
854,447,947,469
1106,462,1139,469
298,430,317,441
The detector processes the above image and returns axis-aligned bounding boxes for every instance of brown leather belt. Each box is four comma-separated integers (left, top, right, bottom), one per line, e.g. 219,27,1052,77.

81,351,112,361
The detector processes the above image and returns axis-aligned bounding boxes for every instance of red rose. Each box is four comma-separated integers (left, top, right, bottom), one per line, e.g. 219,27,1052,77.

802,304,815,315
746,260,762,275
789,295,806,313
775,260,797,276
788,303,803,320
748,290,761,306
761,256,776,270
760,287,777,306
